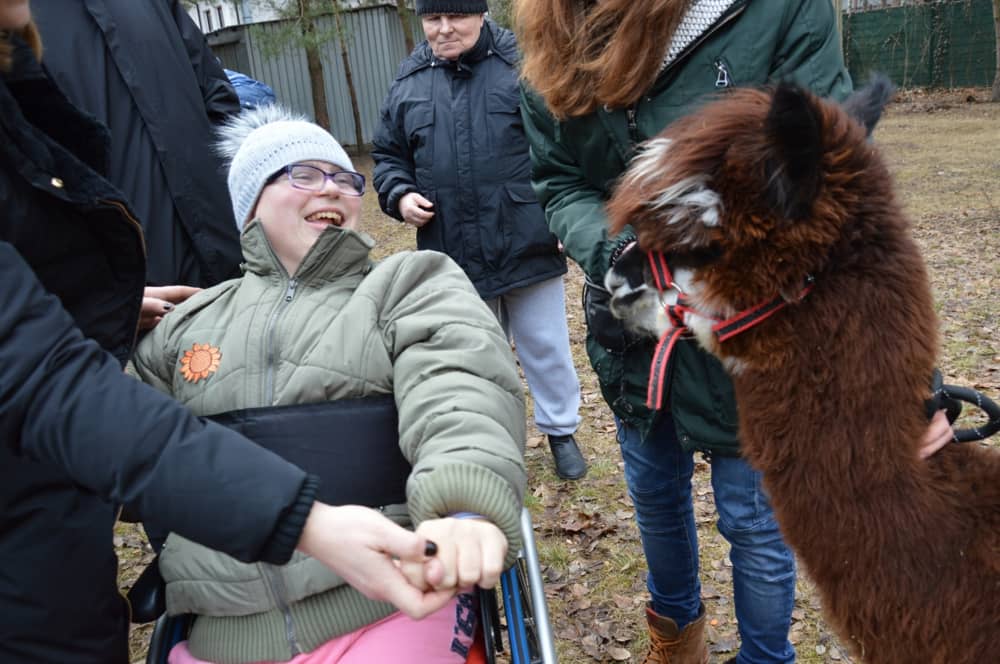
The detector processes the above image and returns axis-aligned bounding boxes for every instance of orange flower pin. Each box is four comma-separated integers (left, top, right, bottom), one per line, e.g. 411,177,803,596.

179,343,221,383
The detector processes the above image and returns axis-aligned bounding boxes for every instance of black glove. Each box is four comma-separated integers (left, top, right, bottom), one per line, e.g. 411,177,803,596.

583,238,643,353
583,278,630,351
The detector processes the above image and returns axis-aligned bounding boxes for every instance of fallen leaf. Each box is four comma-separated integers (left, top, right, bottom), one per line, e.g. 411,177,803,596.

608,646,631,661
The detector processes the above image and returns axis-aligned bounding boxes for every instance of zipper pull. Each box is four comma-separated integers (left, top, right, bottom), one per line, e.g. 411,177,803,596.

625,106,640,146
284,279,298,302
715,60,731,88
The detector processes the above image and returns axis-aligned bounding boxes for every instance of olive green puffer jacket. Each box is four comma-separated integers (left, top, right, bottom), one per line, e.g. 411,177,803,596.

520,0,852,453
130,221,526,663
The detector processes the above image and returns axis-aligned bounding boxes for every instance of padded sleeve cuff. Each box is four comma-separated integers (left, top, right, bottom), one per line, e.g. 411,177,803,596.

257,474,320,565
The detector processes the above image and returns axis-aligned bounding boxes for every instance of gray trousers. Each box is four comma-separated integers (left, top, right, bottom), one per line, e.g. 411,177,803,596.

484,275,581,436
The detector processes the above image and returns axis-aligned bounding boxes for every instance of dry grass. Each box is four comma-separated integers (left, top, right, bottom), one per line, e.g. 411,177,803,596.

121,90,999,663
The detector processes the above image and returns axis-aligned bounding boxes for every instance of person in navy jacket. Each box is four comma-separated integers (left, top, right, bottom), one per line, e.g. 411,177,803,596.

0,8,449,663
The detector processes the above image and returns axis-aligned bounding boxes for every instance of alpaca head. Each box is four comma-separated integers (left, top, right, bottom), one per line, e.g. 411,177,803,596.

604,78,895,350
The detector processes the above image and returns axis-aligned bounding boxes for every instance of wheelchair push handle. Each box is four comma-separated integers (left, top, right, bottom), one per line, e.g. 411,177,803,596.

939,383,1000,443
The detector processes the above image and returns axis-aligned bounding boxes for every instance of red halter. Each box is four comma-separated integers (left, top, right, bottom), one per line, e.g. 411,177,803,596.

645,251,814,409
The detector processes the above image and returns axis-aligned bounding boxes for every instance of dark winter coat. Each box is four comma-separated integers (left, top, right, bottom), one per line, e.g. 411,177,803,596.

0,37,311,664
372,19,565,300
32,0,243,288
520,0,853,453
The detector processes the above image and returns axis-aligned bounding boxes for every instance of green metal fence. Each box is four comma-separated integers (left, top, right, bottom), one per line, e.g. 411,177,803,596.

843,0,997,88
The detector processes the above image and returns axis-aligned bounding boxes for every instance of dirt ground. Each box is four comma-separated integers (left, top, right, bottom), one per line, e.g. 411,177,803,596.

119,88,999,663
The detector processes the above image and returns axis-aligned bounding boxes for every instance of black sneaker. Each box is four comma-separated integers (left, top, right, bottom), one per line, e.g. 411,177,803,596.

547,434,587,480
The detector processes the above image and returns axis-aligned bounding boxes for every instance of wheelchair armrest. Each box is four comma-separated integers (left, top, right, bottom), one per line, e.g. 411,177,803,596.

127,555,167,624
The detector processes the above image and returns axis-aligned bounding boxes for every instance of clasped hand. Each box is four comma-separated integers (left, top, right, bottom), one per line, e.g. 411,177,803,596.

398,517,508,593
297,504,455,620
399,192,435,227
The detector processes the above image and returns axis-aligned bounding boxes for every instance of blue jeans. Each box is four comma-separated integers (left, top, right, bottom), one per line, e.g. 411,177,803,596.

617,414,796,664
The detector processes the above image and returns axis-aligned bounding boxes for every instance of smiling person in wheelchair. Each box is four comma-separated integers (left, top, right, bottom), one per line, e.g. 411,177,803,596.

129,107,527,664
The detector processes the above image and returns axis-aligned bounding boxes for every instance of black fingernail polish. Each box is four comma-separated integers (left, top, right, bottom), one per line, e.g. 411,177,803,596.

162,303,173,311
424,540,438,557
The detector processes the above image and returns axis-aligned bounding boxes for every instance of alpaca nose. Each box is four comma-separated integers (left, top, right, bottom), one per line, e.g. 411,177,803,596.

609,288,645,316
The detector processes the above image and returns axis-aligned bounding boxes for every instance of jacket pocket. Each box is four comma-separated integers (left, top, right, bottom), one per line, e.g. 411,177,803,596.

414,189,448,252
404,106,435,176
502,183,558,259
670,344,741,456
486,89,529,158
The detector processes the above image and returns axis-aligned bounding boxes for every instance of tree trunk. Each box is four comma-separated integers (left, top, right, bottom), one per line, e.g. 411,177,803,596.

299,0,330,129
305,44,331,130
992,0,1000,101
333,7,364,150
396,0,414,53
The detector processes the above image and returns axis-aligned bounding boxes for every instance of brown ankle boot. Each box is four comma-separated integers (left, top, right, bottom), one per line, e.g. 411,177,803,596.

642,603,709,664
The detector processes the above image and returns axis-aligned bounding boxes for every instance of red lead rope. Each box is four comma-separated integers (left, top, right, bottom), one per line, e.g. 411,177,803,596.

644,251,814,410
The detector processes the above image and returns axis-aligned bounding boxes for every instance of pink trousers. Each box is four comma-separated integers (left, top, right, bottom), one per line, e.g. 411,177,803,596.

167,594,477,664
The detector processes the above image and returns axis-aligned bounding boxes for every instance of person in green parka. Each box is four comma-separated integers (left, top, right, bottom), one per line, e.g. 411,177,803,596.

514,1,851,662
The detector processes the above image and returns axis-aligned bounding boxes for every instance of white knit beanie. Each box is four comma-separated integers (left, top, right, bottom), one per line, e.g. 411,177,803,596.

216,106,355,230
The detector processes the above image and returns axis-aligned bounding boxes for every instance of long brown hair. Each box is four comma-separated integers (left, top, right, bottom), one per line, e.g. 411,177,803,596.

0,20,42,72
514,0,691,119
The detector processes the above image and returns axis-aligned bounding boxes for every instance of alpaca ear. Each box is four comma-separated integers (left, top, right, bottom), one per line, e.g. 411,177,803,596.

763,83,823,221
842,74,895,136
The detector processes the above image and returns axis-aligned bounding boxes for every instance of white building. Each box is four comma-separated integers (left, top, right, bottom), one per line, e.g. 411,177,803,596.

185,0,380,33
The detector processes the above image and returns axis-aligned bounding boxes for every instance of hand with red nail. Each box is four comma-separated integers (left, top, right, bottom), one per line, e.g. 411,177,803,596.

297,503,455,619
140,285,201,331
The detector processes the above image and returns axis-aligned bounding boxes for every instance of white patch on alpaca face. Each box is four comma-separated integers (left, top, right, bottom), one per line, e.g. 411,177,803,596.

628,138,674,187
648,177,717,214
721,356,749,375
676,276,746,374
670,267,696,295
644,177,724,252
700,205,720,227
673,272,721,353
604,267,674,339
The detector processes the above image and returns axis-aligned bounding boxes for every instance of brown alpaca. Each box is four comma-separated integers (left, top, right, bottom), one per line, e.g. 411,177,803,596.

603,80,1000,664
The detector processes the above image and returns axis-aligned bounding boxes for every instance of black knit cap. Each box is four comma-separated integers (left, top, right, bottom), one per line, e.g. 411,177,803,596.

415,0,488,15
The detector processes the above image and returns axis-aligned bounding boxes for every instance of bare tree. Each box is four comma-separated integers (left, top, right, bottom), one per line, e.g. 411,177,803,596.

253,0,345,131
332,4,364,149
298,0,332,130
992,0,999,101
250,1,371,143
396,0,414,53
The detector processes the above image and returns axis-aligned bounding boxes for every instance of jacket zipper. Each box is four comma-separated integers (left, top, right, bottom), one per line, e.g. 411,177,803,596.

260,274,302,653
263,278,298,405
656,3,746,87
262,565,303,655
714,60,732,88
99,199,147,356
624,2,746,148
625,107,640,145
